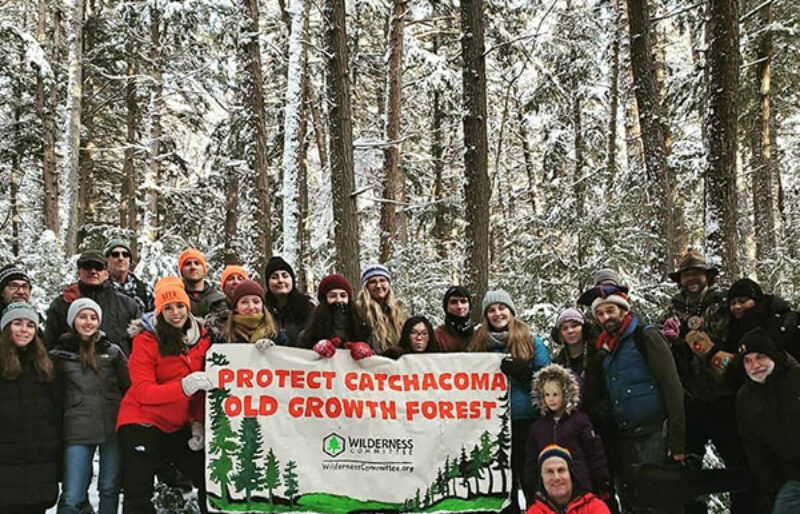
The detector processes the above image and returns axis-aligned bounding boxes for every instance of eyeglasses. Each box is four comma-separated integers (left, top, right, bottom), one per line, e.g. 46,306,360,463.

110,251,130,259
410,330,429,338
4,281,31,292
79,262,106,271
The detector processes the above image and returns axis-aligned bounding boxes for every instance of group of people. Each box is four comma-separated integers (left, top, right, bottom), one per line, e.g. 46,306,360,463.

0,242,798,514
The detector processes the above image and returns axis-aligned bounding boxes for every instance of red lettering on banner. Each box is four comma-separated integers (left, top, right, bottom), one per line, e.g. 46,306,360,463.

238,369,254,388
224,395,278,417
275,369,290,387
404,400,497,421
218,369,234,388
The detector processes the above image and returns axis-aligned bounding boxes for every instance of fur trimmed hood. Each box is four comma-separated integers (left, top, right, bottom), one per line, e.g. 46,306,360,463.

531,363,581,415
127,311,203,346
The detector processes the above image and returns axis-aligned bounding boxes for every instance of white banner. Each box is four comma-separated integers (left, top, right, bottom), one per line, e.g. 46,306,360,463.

205,345,511,513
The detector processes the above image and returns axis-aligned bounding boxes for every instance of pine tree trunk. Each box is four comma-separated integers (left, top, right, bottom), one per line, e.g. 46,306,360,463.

324,0,361,286
574,95,586,267
11,43,22,257
516,100,537,215
121,43,139,258
606,0,621,202
626,0,675,276
78,12,97,244
281,0,309,269
144,4,163,240
705,0,739,277
620,0,644,176
751,1,776,279
461,0,490,319
379,0,408,262
64,0,84,255
431,88,448,260
224,167,239,265
297,15,312,293
37,0,59,239
239,0,273,271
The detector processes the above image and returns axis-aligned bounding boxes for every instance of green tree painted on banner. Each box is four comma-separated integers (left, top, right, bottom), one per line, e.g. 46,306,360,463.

435,465,449,498
233,417,264,507
468,444,484,494
424,486,432,508
447,454,460,496
208,351,230,367
263,448,282,503
458,446,472,497
414,488,421,510
479,430,494,493
208,388,237,504
492,394,511,494
283,460,299,505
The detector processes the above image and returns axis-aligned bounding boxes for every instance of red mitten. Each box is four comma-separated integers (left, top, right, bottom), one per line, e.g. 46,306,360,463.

313,337,341,358
62,283,81,303
346,342,373,360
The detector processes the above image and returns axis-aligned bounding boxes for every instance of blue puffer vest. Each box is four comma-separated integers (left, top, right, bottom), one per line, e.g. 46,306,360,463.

603,316,666,432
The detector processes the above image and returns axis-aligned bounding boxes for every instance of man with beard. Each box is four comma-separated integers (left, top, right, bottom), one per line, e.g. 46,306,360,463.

44,250,141,353
178,248,227,322
105,239,154,312
0,264,34,311
736,328,800,514
658,250,755,513
591,288,684,513
434,286,475,352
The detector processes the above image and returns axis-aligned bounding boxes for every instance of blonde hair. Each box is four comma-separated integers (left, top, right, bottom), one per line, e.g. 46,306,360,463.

468,310,535,360
356,287,408,353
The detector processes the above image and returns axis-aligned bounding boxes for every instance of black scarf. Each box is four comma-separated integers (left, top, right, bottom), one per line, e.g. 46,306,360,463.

445,312,475,338
726,299,770,350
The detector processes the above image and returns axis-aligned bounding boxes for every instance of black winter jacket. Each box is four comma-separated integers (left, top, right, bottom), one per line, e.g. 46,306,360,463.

44,281,141,354
737,356,800,508
269,295,314,347
51,332,130,445
0,349,61,508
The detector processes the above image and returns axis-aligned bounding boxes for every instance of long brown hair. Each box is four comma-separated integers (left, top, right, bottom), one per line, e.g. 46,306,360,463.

356,287,408,353
77,332,100,372
468,312,535,360
0,324,54,381
155,314,190,357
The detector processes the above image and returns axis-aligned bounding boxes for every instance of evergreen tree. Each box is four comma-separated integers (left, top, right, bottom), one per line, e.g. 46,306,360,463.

492,403,511,494
458,446,473,498
208,388,237,504
283,460,299,505
263,448,282,503
479,430,494,493
233,417,265,507
468,444,484,495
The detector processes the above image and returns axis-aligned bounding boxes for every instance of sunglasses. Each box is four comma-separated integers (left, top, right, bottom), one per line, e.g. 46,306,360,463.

110,251,131,258
79,262,106,271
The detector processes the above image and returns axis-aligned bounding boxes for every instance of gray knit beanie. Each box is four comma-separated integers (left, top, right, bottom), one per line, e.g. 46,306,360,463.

482,289,515,316
593,268,622,286
67,298,103,328
1,302,39,332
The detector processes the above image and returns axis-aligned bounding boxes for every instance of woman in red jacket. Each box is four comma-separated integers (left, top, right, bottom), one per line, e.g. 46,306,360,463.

117,277,214,514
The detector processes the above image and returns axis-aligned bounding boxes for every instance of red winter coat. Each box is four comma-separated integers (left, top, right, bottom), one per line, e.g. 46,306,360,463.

527,491,610,514
116,315,211,433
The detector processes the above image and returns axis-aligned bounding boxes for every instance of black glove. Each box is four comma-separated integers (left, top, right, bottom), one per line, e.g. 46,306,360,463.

500,357,531,382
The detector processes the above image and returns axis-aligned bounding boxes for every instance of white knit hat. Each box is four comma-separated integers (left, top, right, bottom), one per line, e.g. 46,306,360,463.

67,298,103,328
591,293,630,315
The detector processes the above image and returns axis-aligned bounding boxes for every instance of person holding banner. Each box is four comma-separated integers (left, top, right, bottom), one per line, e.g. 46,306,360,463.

356,264,408,354
384,315,439,358
221,279,287,347
299,274,373,360
117,277,214,514
469,289,551,512
263,256,314,347
434,285,476,352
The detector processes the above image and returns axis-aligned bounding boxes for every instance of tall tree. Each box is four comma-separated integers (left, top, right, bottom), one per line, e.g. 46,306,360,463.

379,0,409,262
63,0,84,254
36,0,59,239
324,0,361,285
280,0,308,269
461,0,490,319
625,0,676,275
143,3,163,242
120,16,139,254
751,0,776,279
705,0,740,277
606,0,621,201
238,0,273,271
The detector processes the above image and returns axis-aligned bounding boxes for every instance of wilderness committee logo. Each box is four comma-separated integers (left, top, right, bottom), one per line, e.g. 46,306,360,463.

323,433,346,457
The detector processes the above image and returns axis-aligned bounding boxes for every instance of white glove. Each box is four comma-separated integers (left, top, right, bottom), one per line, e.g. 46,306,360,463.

187,421,204,451
181,371,214,396
254,338,275,351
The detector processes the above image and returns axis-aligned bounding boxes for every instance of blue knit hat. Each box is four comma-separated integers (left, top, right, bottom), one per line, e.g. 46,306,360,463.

361,264,391,287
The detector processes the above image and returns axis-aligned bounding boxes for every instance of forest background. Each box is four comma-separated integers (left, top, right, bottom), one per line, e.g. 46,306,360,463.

1,0,799,329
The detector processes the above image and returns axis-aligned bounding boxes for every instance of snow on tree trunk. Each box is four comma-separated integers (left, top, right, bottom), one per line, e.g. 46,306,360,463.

379,0,408,263
281,0,308,270
461,0,490,320
324,0,361,287
143,3,163,243
37,0,59,242
121,37,139,256
63,0,84,255
704,0,739,278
